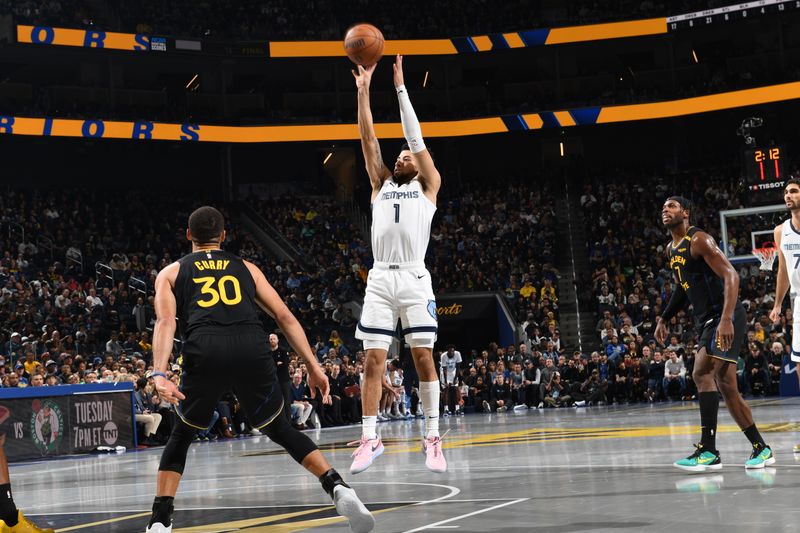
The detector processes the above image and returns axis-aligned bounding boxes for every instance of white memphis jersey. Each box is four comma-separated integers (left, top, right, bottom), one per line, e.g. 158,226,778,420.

780,220,800,293
371,178,436,263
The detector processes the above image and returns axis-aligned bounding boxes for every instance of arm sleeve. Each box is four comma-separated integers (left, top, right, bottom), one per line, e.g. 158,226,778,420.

661,283,688,322
396,85,426,153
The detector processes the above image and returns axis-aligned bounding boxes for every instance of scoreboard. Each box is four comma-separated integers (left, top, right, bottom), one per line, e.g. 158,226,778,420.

744,145,789,203
668,1,800,31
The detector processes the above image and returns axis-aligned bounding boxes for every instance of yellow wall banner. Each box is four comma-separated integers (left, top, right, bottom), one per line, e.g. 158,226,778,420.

17,25,151,51
1,82,799,143
17,18,667,56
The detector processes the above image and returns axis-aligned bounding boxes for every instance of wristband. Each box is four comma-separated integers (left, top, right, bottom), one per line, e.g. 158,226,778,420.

151,371,168,379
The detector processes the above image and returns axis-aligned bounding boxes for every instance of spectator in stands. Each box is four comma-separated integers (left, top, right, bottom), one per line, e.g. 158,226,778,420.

469,375,489,412
290,371,314,429
766,342,783,395
745,345,770,397
572,370,609,406
605,335,625,364
543,372,571,407
663,352,687,399
133,377,162,446
523,359,541,408
538,358,557,408
324,364,347,425
106,332,123,357
5,373,19,388
508,362,526,409
3,334,23,364
626,356,647,403
483,373,512,413
22,350,40,377
646,351,665,401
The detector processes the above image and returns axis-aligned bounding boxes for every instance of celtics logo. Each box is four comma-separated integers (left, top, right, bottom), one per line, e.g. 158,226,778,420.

30,399,63,455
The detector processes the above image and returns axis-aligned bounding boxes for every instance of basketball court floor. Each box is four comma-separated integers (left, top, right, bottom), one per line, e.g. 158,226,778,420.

20,398,800,532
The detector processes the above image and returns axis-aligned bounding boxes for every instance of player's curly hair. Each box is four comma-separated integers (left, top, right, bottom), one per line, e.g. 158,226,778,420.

784,175,800,191
188,206,225,244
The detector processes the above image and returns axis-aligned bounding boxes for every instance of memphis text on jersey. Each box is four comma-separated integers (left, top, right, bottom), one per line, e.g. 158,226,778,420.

380,190,420,201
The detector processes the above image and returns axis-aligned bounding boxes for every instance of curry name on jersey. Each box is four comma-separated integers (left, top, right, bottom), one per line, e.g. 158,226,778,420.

174,249,262,336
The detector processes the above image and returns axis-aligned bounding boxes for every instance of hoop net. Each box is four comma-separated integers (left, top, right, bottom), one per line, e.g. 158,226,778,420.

752,241,777,271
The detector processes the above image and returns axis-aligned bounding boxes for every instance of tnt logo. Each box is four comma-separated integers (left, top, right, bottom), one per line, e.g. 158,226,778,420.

102,421,119,445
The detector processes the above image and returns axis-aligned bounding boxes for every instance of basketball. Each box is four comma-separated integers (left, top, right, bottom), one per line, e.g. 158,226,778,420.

343,23,384,66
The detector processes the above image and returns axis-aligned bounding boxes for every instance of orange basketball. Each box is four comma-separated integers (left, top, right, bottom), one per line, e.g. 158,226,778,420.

343,23,384,67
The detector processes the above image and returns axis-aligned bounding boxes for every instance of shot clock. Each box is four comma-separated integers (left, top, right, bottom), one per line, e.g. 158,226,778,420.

749,146,783,183
744,145,789,203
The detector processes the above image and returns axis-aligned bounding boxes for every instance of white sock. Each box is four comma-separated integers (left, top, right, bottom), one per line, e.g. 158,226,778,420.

420,381,440,438
362,416,378,440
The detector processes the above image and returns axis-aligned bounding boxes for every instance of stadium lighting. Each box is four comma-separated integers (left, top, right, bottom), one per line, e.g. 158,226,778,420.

185,74,199,89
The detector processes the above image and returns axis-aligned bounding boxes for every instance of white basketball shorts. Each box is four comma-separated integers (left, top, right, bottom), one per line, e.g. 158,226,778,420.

355,261,438,348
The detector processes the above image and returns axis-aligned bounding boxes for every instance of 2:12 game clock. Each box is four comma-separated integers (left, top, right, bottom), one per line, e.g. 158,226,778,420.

744,145,787,198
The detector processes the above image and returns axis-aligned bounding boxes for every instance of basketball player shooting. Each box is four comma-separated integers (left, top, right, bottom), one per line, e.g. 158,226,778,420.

656,197,773,472
350,55,445,474
769,177,800,454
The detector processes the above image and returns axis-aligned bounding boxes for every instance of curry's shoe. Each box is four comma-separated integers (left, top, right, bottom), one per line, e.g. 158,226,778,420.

793,443,800,454
674,445,722,473
0,511,55,533
745,444,775,469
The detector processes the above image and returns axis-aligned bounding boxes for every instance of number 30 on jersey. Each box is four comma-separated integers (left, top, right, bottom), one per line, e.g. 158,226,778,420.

193,276,242,307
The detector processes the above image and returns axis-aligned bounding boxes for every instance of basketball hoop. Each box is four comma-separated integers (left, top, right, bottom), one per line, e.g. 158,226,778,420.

752,241,777,271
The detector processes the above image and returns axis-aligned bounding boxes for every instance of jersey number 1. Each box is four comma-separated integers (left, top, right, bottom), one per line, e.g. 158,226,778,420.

393,203,400,223
193,276,243,307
